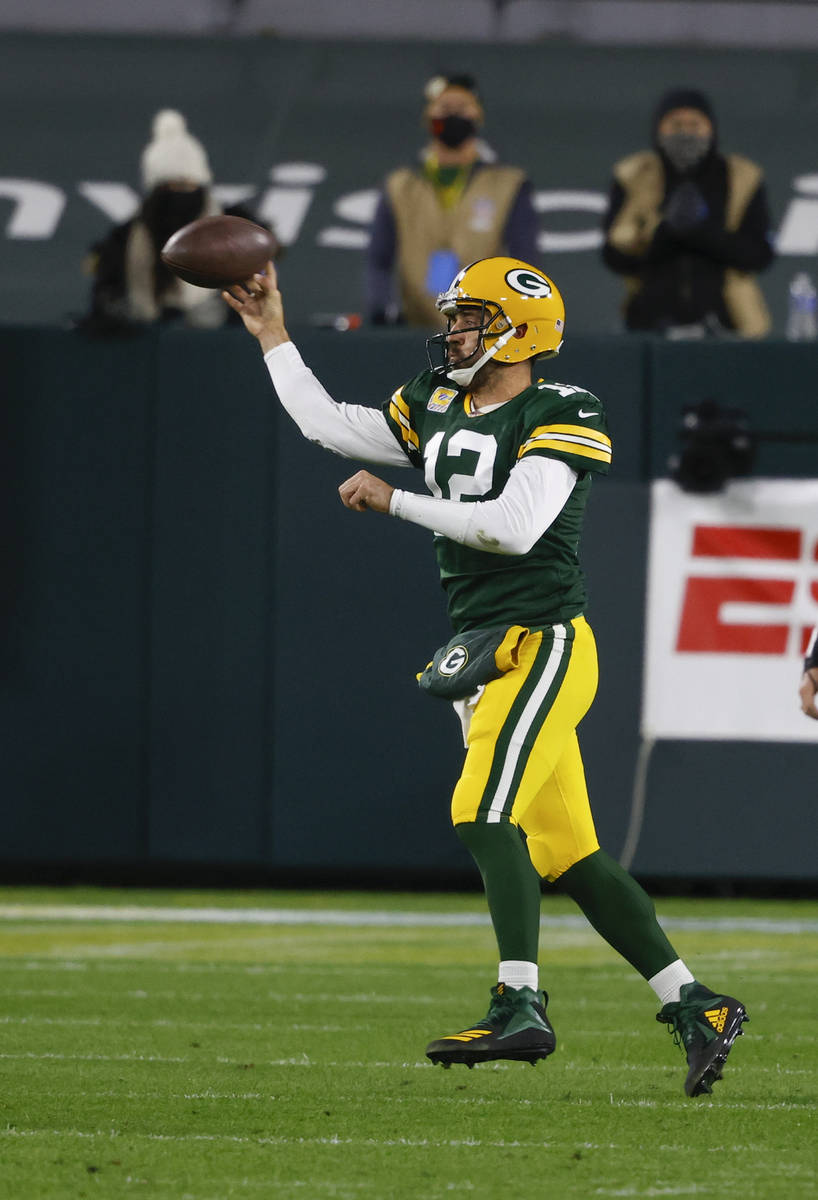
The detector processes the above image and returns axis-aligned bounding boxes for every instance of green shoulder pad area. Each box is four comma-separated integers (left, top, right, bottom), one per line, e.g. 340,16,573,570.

517,381,612,475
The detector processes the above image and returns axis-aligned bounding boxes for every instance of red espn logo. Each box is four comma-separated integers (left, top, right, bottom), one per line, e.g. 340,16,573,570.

676,525,818,654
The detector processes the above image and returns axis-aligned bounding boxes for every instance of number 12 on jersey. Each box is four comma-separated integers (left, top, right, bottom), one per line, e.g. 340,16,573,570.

423,430,499,502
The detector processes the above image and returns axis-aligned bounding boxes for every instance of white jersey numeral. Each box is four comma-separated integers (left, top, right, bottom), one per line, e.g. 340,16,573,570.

538,382,584,398
423,429,498,501
422,431,446,498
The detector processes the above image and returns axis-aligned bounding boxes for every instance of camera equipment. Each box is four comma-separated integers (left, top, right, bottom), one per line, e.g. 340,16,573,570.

668,399,754,493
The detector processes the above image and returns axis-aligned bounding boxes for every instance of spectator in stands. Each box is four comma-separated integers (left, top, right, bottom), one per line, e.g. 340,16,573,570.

799,627,818,719
601,88,774,338
81,110,277,334
367,73,539,327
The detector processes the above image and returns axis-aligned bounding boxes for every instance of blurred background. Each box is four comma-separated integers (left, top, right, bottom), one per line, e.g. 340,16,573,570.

1,0,816,892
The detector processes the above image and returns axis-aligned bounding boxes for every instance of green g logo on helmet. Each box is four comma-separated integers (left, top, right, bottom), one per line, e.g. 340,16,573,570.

505,268,553,298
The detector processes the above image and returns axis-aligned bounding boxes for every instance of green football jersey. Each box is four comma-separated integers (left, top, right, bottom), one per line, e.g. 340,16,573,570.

382,369,612,633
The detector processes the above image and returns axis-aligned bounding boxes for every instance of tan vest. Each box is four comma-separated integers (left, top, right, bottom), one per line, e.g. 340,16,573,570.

386,164,526,326
608,150,770,338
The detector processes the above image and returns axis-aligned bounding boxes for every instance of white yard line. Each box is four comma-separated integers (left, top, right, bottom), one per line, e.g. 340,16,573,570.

0,904,815,934
0,1125,807,1147
0,1127,585,1148
0,1050,186,1063
0,1015,344,1032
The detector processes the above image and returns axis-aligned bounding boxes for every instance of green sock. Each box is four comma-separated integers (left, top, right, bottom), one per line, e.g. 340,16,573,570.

558,849,678,979
456,820,541,963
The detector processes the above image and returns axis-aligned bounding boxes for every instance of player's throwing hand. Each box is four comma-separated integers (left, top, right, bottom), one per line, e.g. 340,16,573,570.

223,262,289,350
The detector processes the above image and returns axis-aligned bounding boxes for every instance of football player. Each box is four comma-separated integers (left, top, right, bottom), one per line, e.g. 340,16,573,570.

800,626,818,719
225,256,748,1097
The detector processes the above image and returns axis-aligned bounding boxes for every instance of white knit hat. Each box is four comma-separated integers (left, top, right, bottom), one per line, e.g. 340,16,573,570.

141,110,213,189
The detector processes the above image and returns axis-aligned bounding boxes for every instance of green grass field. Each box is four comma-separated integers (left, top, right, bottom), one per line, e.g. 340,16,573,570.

0,887,815,1199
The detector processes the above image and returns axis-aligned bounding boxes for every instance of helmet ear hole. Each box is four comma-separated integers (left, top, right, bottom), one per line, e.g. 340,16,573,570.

486,312,510,336
512,323,528,340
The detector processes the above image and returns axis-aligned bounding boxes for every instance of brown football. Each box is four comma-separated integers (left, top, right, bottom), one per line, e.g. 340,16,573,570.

160,215,277,289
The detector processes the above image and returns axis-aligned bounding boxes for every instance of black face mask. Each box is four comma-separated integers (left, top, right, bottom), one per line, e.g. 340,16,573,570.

142,186,206,246
430,114,477,149
657,132,712,174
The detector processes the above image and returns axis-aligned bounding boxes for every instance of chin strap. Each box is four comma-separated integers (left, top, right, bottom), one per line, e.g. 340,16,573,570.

445,325,518,387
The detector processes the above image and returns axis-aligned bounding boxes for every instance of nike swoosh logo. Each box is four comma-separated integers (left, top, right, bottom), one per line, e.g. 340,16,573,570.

577,408,596,418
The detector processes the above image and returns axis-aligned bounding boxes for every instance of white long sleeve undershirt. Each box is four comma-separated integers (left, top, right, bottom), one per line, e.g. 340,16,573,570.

264,340,578,556
264,341,410,466
389,456,577,556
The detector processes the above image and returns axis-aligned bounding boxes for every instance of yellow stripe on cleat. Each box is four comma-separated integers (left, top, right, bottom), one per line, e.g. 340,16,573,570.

704,1007,729,1033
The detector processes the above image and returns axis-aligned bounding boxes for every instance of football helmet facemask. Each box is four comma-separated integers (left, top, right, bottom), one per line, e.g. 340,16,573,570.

427,257,565,387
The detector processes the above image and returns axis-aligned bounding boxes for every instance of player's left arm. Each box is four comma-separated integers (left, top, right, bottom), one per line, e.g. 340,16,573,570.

339,386,609,552
339,455,578,554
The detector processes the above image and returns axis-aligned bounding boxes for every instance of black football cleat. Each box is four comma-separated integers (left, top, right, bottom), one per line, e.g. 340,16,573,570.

426,983,557,1068
657,981,749,1097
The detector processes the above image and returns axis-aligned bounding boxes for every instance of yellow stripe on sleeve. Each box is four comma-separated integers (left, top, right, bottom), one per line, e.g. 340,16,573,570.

518,422,612,463
388,400,419,450
525,423,612,448
391,388,411,420
519,437,611,464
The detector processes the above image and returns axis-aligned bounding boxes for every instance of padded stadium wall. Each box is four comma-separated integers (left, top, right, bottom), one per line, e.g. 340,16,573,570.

0,327,815,885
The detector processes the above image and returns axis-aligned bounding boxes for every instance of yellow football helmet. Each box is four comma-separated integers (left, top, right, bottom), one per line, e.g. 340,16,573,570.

428,257,565,387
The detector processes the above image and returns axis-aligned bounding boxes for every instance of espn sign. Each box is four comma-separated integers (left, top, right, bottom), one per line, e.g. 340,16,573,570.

676,525,816,656
642,480,818,742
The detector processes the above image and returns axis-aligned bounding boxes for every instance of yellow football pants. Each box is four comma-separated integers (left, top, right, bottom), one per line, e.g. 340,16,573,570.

451,616,600,882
